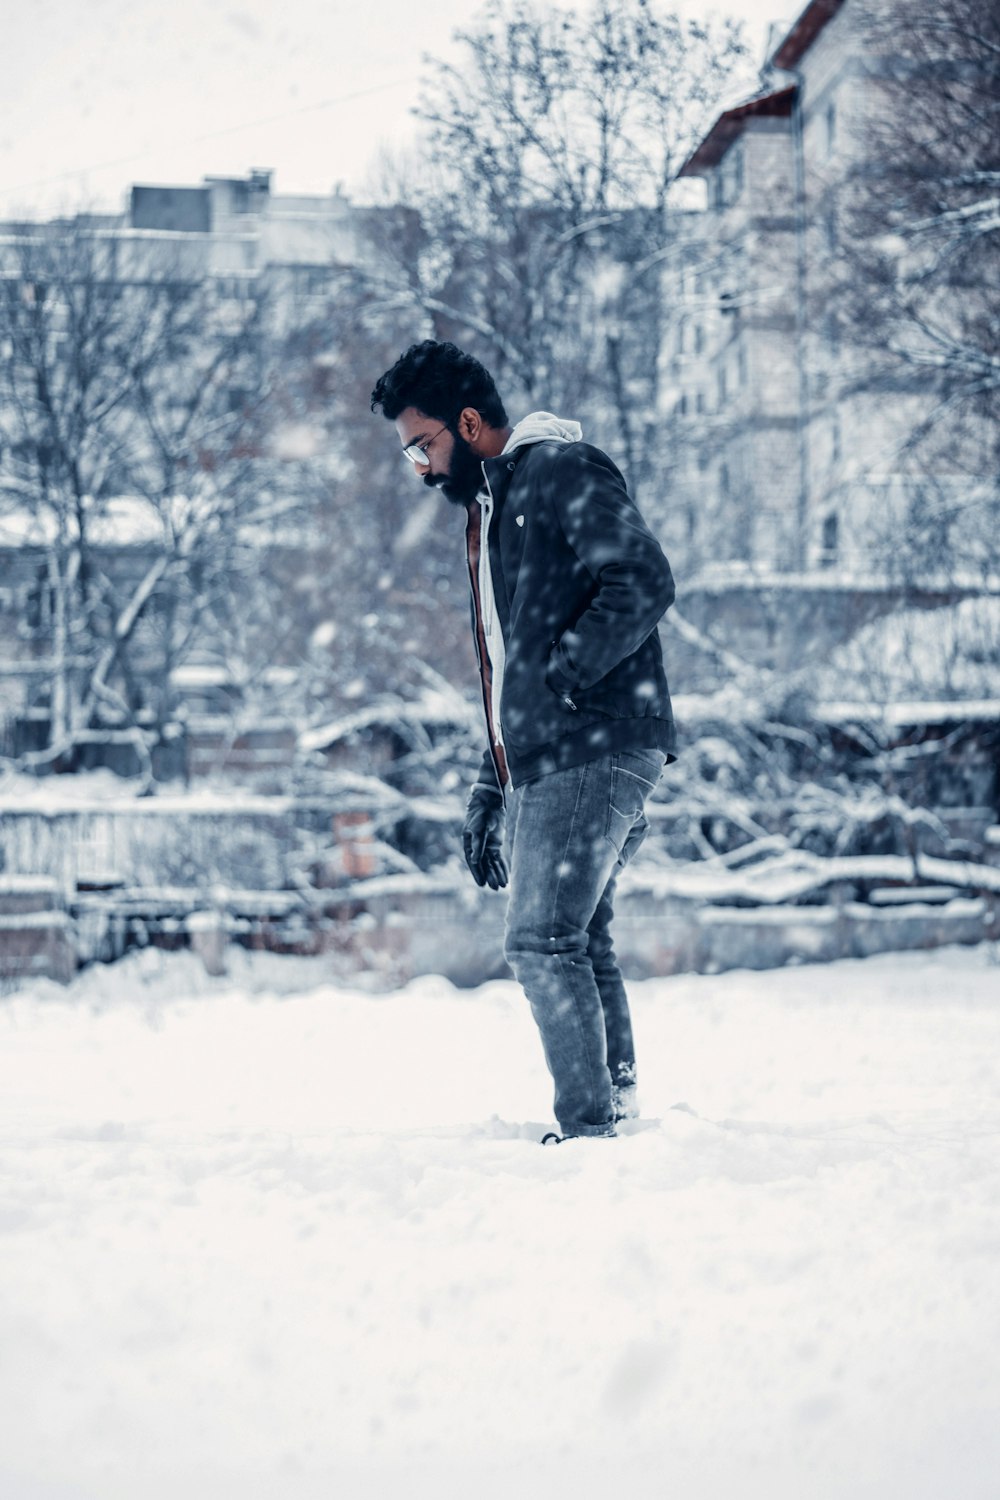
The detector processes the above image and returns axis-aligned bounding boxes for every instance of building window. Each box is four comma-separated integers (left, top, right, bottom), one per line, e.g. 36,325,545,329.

825,101,837,157
738,341,747,385
695,390,706,415
713,143,744,209
717,365,727,408
821,511,839,565
719,463,730,497
731,145,744,198
297,266,331,298
694,324,704,355
24,565,55,635
831,415,842,466
677,393,688,417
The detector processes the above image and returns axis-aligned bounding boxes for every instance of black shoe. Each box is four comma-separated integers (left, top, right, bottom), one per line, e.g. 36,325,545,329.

541,1128,617,1144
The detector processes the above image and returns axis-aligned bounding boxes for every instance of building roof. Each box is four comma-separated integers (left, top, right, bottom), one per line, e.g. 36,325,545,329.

678,87,796,178
770,0,845,71
130,185,211,234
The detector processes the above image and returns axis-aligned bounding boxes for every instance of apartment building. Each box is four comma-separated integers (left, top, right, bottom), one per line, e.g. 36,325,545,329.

665,0,992,577
662,86,802,571
127,169,367,324
0,168,369,332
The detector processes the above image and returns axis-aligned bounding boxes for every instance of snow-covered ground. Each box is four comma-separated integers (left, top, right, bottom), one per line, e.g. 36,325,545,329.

2,946,999,1500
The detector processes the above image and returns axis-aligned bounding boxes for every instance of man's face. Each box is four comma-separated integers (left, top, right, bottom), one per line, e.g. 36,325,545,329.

394,407,484,507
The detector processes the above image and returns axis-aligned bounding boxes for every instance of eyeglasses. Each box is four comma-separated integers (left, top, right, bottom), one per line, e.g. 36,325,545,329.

401,423,449,467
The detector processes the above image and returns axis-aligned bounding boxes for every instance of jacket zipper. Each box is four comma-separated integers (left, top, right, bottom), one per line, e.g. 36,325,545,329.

466,494,507,799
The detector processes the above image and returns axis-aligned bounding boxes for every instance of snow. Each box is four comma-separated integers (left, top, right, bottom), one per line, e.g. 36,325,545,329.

818,698,1000,727
869,885,959,905
170,664,299,689
0,496,164,548
685,566,1000,595
272,421,326,462
0,909,72,930
0,767,147,808
629,849,1000,903
815,596,1000,703
299,689,479,754
0,767,294,815
0,875,62,895
2,945,999,1500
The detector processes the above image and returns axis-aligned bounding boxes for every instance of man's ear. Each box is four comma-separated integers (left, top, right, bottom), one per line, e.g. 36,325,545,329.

456,406,482,445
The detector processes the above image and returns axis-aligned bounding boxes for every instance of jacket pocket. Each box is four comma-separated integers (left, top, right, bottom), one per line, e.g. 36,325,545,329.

605,750,665,851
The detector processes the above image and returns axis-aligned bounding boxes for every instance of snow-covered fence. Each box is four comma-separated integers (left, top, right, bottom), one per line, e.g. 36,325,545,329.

1,760,997,985
0,794,298,900
312,856,1000,987
0,876,76,986
617,894,997,977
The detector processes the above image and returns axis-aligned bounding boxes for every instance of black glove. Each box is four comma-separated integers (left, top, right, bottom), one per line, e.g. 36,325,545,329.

462,786,509,890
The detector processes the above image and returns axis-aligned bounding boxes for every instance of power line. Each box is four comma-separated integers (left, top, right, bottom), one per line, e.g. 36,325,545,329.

4,75,415,197
198,75,415,142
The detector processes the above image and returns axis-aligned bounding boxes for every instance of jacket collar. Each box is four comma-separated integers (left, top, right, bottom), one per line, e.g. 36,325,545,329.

480,448,524,508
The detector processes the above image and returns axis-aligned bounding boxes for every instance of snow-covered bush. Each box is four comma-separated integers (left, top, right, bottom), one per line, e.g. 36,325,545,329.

814,597,1000,704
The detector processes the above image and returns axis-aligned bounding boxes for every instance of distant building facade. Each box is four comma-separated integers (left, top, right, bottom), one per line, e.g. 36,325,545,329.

126,169,366,322
0,171,376,764
662,86,802,571
663,0,994,577
0,168,368,326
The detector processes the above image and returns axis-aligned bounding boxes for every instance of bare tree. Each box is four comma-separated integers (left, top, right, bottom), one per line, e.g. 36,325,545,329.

0,220,307,775
360,0,748,502
843,0,1000,583
245,263,481,723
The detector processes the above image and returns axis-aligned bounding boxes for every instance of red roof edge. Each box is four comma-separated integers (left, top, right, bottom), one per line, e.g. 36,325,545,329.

771,0,846,71
678,87,797,179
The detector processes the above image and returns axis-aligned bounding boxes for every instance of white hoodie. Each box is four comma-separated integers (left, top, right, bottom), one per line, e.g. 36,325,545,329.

477,413,582,761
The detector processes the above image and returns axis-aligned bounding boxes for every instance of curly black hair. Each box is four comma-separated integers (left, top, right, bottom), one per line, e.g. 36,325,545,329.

370,340,509,428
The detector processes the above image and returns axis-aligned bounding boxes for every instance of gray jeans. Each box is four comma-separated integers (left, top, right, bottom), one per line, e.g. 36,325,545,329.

503,747,665,1137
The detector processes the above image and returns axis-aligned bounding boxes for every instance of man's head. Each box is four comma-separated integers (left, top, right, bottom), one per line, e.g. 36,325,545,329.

371,340,510,506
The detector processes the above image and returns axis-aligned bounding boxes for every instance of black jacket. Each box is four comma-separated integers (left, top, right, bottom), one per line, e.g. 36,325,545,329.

472,437,676,795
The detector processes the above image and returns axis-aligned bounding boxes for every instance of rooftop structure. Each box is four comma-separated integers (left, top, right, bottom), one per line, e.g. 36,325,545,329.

678,87,796,179
771,0,846,71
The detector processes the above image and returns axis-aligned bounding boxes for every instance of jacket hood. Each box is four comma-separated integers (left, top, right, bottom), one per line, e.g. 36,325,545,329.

502,411,583,453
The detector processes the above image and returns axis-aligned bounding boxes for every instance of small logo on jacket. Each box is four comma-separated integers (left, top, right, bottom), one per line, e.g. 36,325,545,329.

515,515,524,527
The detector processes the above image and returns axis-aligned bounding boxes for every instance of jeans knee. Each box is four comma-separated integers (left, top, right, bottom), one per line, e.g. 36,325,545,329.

504,928,540,971
504,927,587,971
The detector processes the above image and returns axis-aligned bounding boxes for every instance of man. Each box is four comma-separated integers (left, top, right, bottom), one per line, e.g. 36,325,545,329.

371,341,676,1140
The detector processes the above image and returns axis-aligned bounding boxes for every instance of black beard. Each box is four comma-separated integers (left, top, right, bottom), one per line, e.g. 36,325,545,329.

423,429,484,507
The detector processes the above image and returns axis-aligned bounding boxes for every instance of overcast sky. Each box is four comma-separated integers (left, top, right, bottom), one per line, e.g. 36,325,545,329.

2,0,793,220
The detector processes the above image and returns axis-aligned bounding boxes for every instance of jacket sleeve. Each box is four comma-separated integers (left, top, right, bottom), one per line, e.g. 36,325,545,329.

470,745,504,808
545,444,675,694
